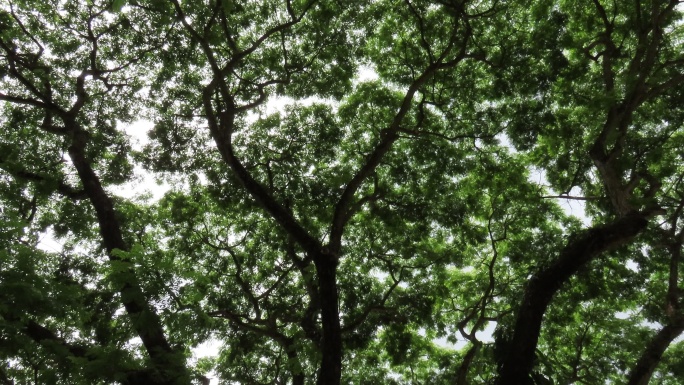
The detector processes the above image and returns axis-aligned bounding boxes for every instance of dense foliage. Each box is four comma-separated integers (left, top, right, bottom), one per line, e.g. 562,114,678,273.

1,0,684,384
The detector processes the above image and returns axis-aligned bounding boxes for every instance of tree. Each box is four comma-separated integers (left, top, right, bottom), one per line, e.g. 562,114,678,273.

1,0,683,384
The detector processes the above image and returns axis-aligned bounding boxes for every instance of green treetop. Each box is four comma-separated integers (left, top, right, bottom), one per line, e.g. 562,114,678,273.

1,1,683,384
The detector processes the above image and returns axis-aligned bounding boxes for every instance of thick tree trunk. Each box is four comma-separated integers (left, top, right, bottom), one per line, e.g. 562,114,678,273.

495,215,648,385
67,128,189,384
315,253,343,385
626,316,684,385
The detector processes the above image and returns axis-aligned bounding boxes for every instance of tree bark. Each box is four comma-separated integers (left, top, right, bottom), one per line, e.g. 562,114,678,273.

67,126,189,385
626,230,683,385
456,343,481,385
626,316,684,385
286,348,306,385
314,252,343,385
16,318,158,385
495,214,648,385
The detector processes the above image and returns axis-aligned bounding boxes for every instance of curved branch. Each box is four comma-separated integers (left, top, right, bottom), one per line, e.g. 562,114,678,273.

0,92,49,108
5,164,88,200
496,214,649,385
627,211,683,385
201,88,322,255
208,309,294,350
9,317,158,385
341,278,401,333
625,315,684,385
66,126,189,383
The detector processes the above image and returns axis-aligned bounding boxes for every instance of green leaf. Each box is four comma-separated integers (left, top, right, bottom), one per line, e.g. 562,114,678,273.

112,0,126,12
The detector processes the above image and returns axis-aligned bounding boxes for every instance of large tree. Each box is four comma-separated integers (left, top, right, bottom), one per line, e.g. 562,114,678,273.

1,0,683,384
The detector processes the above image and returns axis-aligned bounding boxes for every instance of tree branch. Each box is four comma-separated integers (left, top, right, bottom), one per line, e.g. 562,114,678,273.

7,168,88,200
201,87,323,255
496,214,649,385
328,31,472,254
540,195,601,201
0,92,48,109
625,315,684,385
10,317,159,385
626,208,684,385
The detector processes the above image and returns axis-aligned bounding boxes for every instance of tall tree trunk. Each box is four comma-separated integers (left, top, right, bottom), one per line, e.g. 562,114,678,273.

315,253,343,385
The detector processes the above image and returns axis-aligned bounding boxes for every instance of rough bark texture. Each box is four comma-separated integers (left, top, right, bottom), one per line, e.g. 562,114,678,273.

495,214,648,385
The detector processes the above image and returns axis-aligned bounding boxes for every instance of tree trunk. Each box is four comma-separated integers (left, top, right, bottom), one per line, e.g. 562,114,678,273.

496,215,648,385
315,253,343,385
456,343,481,385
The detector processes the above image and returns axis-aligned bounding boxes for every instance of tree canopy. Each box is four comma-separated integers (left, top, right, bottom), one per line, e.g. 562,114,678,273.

1,0,684,384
